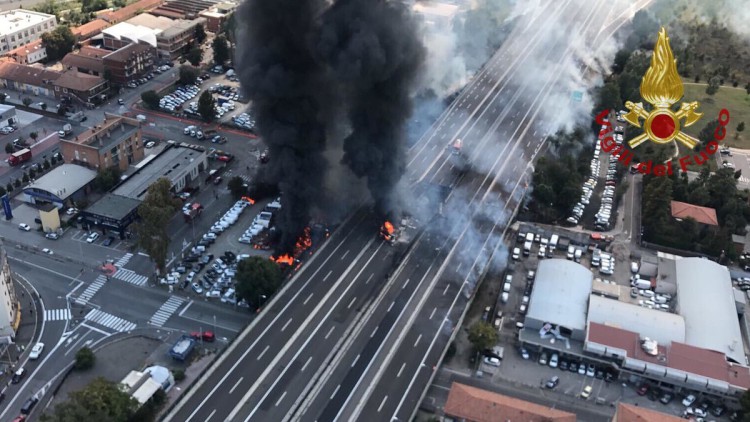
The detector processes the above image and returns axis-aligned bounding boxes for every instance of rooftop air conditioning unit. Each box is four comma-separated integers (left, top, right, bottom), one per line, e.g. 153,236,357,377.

640,337,658,356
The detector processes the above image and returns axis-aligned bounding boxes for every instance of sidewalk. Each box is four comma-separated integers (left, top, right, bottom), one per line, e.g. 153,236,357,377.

0,274,42,389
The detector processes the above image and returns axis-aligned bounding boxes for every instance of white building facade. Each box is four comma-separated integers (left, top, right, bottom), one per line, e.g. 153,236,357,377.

0,10,57,53
0,248,19,343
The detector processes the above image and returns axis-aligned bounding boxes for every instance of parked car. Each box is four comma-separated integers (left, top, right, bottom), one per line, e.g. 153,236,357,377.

86,232,100,243
545,376,559,389
29,342,44,359
581,385,593,399
18,223,30,231
483,356,501,367
11,367,26,384
682,394,696,407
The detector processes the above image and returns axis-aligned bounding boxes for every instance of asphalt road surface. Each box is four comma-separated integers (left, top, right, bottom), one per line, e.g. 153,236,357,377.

164,1,653,421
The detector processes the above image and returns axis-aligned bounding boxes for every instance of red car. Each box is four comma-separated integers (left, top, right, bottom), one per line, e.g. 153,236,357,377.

637,384,649,396
217,155,232,162
190,331,215,342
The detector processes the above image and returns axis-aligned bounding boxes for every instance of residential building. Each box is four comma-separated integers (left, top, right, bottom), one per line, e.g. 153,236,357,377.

670,200,719,226
60,113,144,171
22,164,97,208
443,382,576,422
61,45,107,76
102,43,156,86
156,17,205,60
0,61,60,97
0,10,57,53
108,13,205,60
6,39,46,64
71,18,110,41
0,248,19,344
199,2,236,32
102,22,160,50
99,0,164,24
611,403,683,422
53,69,109,105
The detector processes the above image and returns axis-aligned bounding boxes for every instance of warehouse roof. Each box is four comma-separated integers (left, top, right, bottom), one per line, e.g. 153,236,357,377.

84,194,141,220
675,258,745,363
24,164,96,200
587,295,685,346
526,259,592,332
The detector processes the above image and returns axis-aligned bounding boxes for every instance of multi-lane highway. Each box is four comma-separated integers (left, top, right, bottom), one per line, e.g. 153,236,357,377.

165,1,652,421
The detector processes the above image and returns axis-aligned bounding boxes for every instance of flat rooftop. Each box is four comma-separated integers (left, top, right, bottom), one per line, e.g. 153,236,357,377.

84,193,142,220
0,10,54,35
67,114,140,153
112,144,205,200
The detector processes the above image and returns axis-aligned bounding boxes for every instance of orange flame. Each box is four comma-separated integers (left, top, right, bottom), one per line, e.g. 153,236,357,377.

270,254,294,265
242,196,256,205
383,221,394,235
294,227,313,257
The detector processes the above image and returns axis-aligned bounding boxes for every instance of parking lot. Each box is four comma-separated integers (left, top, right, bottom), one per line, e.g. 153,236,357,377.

719,147,750,188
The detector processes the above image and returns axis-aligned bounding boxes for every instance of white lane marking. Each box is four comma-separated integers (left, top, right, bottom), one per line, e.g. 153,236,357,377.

370,326,378,338
442,284,450,295
429,307,437,320
397,363,405,378
303,293,314,305
365,273,374,284
281,318,292,332
378,396,388,412
402,278,410,289
325,325,336,339
257,345,269,360
323,270,333,281
414,334,422,348
229,377,244,394
387,301,395,312
352,354,360,367
274,391,287,407
347,297,357,309
331,385,341,400
206,410,216,421
301,356,312,372
340,250,350,260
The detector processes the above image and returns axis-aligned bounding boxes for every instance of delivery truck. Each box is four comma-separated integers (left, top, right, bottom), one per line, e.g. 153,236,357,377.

8,148,31,166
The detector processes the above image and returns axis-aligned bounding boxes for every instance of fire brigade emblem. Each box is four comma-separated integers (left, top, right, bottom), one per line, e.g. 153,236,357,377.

622,27,702,149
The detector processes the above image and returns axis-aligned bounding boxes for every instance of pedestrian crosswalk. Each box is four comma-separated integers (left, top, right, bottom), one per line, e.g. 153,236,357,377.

75,275,106,305
85,309,137,332
44,308,72,321
149,296,185,327
115,253,133,268
113,268,148,286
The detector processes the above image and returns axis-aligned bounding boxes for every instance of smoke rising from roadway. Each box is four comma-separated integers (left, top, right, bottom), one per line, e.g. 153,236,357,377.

237,0,425,249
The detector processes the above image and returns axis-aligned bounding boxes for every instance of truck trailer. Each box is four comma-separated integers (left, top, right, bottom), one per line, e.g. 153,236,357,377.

169,335,195,361
9,148,31,166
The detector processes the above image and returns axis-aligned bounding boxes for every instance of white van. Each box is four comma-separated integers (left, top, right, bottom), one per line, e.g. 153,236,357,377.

574,249,583,262
567,245,575,259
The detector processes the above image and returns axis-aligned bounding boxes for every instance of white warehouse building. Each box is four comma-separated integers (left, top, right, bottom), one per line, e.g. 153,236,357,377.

0,10,57,53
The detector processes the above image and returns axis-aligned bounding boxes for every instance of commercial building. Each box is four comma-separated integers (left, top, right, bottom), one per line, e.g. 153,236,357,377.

443,382,576,422
22,164,97,208
120,365,174,406
199,3,236,32
71,18,110,41
60,113,145,172
102,14,204,60
102,22,160,50
0,248,19,344
6,39,46,64
152,0,220,19
53,69,109,104
520,257,750,404
0,104,18,128
612,403,683,422
38,202,61,233
62,43,157,86
112,142,207,200
79,193,141,238
155,18,204,60
61,45,107,76
99,0,165,24
0,10,57,53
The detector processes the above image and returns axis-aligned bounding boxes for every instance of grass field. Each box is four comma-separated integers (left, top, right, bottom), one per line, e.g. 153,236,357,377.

681,82,750,149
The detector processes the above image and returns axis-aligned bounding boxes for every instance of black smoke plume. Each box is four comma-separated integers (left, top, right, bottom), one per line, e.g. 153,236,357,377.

235,0,331,251
237,0,424,251
317,0,426,218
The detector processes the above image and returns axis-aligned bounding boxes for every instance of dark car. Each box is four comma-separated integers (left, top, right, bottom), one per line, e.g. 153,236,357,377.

224,251,236,262
712,404,726,417
604,371,616,383
103,236,114,246
20,397,38,415
545,376,559,389
568,361,578,373
213,176,222,185
11,367,26,384
559,360,568,371
184,255,198,263
659,392,674,404
636,384,649,396
595,370,604,379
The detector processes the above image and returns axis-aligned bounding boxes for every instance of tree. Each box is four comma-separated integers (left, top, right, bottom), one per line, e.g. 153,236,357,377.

81,0,108,13
57,104,68,116
22,173,29,183
28,168,36,179
43,159,50,170
4,143,12,154
596,81,621,112
227,176,247,198
738,122,745,133
186,45,202,67
113,0,126,7
33,0,59,16
467,322,498,352
40,103,47,111
74,347,95,370
93,166,122,192
740,388,750,421
179,65,199,85
0,93,6,104
5,183,11,193
213,35,230,65
706,76,720,95
0,186,6,197
41,26,76,62
235,256,282,306
29,131,38,142
194,23,207,44
22,97,32,107
13,179,20,188
133,178,181,274
40,377,138,421
141,90,161,110
173,368,185,382
198,91,216,122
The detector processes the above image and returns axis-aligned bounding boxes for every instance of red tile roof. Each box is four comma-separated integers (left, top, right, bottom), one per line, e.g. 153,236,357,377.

614,403,683,422
587,322,750,389
7,39,43,58
444,382,576,422
0,62,61,86
670,200,719,226
101,0,164,23
54,70,107,92
71,19,110,40
61,47,106,73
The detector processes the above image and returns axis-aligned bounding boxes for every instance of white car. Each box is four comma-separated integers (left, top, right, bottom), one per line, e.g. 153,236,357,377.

42,248,53,255
18,223,30,231
29,342,44,359
483,356,501,367
682,394,696,407
86,232,100,243
145,141,155,148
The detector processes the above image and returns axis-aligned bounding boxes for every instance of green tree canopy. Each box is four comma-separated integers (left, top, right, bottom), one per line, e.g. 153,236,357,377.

40,377,138,421
213,35,230,65
467,322,498,352
186,45,202,67
198,91,216,122
141,90,161,110
179,65,199,85
4,143,12,154
81,0,108,13
94,166,122,192
74,346,95,370
227,176,247,199
194,24,207,44
706,76,720,95
738,122,745,133
235,256,282,306
134,178,181,274
41,26,76,62
22,97,32,107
